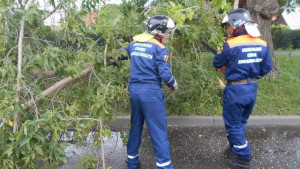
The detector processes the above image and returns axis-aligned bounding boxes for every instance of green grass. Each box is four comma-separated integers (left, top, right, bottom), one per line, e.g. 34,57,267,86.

203,53,300,115
254,55,300,115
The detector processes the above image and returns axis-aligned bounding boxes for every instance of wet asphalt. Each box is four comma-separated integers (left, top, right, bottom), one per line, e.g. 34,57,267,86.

60,121,300,169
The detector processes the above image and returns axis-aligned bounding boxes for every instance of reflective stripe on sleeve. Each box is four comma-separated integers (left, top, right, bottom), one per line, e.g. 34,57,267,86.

167,76,174,84
156,160,171,167
233,141,248,149
127,154,138,159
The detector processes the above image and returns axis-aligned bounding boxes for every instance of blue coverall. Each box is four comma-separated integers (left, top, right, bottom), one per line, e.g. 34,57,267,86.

125,33,175,169
213,29,273,159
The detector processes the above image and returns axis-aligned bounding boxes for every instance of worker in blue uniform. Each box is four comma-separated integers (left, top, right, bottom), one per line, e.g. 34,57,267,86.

124,15,178,169
213,8,273,168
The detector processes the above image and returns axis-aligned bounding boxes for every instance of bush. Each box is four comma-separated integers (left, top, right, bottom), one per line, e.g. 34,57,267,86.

271,24,300,50
164,54,223,115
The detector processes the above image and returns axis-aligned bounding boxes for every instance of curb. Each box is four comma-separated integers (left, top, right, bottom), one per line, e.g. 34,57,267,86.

105,115,300,127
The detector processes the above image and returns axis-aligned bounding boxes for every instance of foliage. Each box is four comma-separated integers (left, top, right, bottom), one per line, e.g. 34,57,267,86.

278,0,300,8
165,56,223,115
0,0,232,168
271,24,300,50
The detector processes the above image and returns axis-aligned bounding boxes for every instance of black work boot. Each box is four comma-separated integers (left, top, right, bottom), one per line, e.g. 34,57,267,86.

228,150,252,169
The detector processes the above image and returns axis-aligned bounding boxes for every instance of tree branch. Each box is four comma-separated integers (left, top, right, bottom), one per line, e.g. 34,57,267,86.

14,0,34,133
31,69,56,77
104,43,108,71
22,66,92,110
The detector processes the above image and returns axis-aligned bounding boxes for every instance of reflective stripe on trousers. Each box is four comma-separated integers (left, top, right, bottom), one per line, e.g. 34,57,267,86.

233,141,248,149
127,154,138,159
156,160,172,167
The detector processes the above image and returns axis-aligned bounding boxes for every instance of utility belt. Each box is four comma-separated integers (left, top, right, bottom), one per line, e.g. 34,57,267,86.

129,82,162,90
227,78,257,85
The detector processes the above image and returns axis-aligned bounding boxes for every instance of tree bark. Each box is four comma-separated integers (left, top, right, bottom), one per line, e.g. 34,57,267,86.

104,43,108,71
31,69,56,77
14,0,34,133
241,0,281,78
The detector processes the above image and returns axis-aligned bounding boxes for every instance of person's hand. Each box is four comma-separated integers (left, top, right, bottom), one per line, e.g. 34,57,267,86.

170,81,178,92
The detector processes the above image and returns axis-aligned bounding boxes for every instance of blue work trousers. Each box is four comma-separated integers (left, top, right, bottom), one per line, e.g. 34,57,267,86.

223,82,257,159
126,85,173,169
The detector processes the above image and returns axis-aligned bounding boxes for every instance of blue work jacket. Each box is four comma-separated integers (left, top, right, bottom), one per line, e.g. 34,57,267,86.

125,33,176,88
213,29,273,81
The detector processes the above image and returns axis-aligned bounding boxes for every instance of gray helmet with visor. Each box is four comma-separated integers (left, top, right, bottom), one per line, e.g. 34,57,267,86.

222,8,261,37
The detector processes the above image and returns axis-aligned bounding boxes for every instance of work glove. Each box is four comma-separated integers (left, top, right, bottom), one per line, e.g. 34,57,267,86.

170,81,178,92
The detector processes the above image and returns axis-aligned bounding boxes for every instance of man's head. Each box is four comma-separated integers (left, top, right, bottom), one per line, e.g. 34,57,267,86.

222,8,260,37
146,15,175,44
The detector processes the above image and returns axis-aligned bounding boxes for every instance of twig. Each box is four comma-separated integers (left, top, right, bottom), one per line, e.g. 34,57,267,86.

112,15,121,26
0,117,7,128
23,37,54,46
77,117,101,122
22,84,39,120
192,43,200,60
99,121,106,169
43,1,64,21
3,45,18,62
113,35,124,48
166,91,175,101
104,43,108,71
139,8,147,16
169,28,177,69
92,69,105,88
144,7,152,16
88,73,92,116
49,85,64,109
89,37,103,51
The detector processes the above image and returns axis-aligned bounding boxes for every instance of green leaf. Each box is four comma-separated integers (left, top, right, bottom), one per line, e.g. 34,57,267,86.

24,124,27,136
33,133,46,142
20,137,31,147
34,146,43,155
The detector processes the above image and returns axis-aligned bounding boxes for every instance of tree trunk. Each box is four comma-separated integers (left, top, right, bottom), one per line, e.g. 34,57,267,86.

237,0,280,79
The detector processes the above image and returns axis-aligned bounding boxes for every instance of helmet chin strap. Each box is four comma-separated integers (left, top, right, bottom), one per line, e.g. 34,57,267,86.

232,25,245,36
234,25,245,32
154,33,164,43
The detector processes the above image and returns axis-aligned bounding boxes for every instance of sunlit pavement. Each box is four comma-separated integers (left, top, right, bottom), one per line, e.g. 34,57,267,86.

60,116,300,169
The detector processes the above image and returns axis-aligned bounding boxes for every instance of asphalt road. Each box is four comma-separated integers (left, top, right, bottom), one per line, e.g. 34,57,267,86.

60,116,300,169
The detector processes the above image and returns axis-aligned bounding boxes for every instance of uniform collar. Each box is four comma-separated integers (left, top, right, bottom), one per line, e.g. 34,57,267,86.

133,33,154,42
232,29,248,37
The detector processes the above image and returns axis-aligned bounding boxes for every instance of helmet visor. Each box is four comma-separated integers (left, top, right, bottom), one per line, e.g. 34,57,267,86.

167,18,175,31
